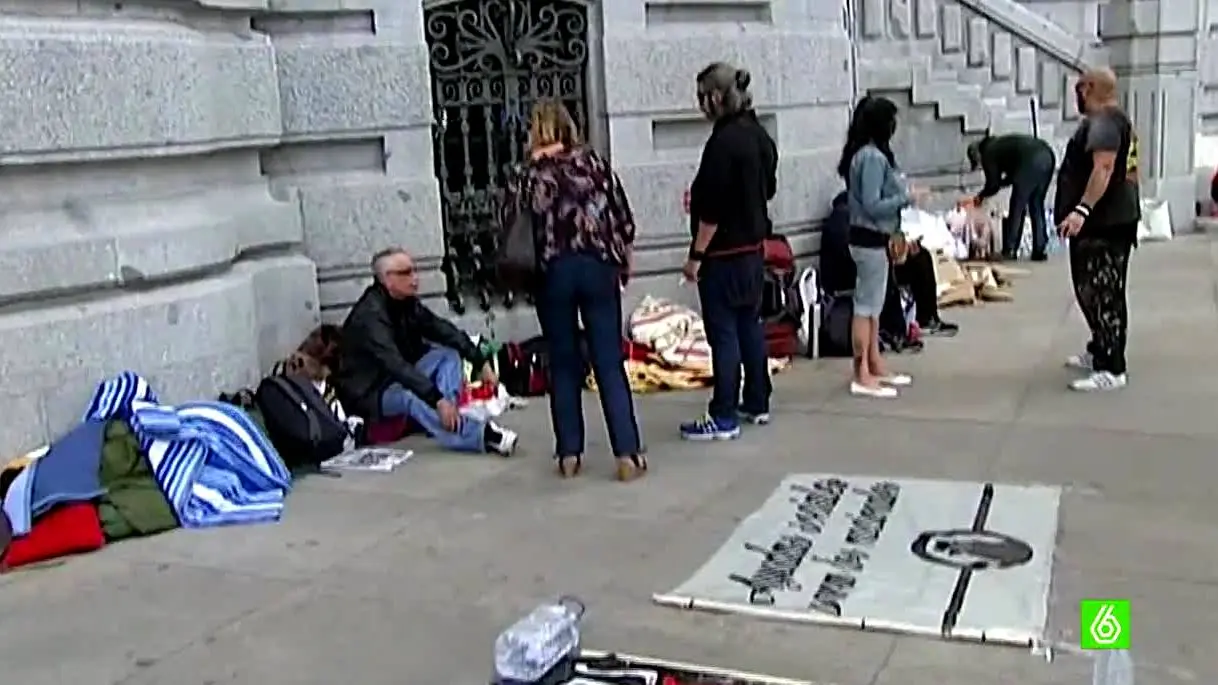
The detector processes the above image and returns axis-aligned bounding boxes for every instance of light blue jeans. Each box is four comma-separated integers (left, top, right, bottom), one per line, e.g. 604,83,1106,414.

379,347,485,452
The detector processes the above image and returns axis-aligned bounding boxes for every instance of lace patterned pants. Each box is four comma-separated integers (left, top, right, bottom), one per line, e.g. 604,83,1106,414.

1069,236,1133,375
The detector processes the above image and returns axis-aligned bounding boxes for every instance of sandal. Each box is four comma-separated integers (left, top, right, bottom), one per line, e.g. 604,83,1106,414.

556,455,582,478
615,454,648,482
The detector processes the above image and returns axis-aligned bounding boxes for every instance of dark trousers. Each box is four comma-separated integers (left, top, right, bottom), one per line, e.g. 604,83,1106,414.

893,247,939,326
537,254,641,457
697,252,771,421
879,264,907,337
1069,236,1133,375
1003,149,1056,256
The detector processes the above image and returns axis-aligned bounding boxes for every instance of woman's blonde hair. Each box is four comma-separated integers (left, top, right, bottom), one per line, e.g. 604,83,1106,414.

529,99,582,150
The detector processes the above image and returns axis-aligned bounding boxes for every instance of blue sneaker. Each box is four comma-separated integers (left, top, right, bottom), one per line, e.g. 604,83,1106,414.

679,415,742,441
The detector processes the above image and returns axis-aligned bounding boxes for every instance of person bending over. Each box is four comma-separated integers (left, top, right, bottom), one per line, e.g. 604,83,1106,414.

966,132,1056,261
334,248,518,454
1055,67,1141,392
679,62,777,441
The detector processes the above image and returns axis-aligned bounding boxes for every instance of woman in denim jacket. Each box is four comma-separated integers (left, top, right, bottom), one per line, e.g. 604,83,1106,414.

837,96,925,398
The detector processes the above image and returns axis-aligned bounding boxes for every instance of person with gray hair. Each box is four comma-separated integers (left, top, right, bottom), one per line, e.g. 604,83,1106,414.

679,62,778,441
332,247,518,456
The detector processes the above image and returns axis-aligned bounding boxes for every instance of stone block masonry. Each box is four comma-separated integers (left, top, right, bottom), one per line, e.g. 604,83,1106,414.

584,0,855,319
0,0,856,452
0,0,437,453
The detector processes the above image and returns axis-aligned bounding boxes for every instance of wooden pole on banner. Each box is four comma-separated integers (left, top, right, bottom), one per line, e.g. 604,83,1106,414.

579,649,818,685
651,593,1038,649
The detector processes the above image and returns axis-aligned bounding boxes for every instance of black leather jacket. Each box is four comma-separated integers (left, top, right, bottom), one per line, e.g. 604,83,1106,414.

334,284,485,418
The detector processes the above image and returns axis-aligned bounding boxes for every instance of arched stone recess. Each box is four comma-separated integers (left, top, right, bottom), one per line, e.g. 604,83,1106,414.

0,0,319,453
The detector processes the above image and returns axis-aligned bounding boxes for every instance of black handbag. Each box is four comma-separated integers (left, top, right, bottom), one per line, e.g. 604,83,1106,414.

497,192,539,290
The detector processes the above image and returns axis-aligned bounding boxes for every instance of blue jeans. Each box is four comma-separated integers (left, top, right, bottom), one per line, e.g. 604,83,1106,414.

537,253,641,457
697,253,770,421
379,347,485,452
1004,148,1056,256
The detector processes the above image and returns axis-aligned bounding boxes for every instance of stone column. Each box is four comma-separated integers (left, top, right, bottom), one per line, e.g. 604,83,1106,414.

1099,0,1201,228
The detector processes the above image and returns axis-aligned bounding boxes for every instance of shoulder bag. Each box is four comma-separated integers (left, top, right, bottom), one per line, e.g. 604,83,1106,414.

497,170,540,290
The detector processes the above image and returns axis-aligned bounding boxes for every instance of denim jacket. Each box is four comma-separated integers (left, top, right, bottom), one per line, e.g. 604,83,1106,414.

847,144,911,236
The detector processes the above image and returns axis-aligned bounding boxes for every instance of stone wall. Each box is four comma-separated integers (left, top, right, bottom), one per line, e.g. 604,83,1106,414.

398,0,854,341
598,0,853,316
1201,0,1218,131
0,0,851,453
0,0,410,453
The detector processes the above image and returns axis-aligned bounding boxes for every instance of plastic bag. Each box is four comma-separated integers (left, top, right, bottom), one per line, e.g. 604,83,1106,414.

1137,200,1172,242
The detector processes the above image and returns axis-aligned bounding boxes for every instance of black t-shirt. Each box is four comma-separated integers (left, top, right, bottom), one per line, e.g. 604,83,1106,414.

1054,107,1141,242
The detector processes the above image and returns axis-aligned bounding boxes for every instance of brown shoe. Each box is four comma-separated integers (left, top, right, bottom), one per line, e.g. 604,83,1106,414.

615,455,648,482
556,455,581,478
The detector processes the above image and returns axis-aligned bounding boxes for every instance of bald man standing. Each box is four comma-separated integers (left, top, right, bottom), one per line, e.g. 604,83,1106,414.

1054,67,1141,392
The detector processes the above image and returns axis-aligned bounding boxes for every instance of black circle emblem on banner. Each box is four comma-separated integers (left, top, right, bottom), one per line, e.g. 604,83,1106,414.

911,529,1033,570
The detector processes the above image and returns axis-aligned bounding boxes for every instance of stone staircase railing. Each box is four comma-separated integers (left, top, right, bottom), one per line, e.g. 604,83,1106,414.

851,0,1104,170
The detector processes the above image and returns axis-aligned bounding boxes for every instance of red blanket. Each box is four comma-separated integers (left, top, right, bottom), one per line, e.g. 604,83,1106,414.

2,503,105,570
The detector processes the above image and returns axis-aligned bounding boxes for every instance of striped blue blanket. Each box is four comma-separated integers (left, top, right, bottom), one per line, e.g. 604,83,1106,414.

85,372,292,528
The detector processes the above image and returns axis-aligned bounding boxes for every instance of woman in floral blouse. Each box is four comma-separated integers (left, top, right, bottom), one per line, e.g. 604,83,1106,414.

498,99,646,482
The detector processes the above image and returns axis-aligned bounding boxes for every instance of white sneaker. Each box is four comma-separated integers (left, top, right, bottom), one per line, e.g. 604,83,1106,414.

1065,352,1093,370
485,422,518,456
1069,371,1127,392
850,381,898,398
880,374,912,387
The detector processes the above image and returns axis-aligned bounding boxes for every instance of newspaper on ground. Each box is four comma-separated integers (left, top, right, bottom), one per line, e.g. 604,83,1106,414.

321,447,415,473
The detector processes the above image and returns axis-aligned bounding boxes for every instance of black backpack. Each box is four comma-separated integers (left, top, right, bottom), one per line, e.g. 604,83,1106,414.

819,293,854,357
255,374,348,470
497,336,551,397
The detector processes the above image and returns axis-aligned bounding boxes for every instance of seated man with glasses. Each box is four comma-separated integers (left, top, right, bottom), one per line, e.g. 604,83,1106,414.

333,247,518,456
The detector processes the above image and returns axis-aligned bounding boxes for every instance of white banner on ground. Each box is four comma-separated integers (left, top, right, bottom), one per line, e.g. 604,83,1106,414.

655,474,1061,645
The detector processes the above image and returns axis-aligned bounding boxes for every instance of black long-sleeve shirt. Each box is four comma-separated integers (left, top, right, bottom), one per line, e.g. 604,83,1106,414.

976,133,1054,200
688,110,778,256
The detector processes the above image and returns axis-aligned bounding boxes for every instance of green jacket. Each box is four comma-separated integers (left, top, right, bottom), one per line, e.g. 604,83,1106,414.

97,421,178,541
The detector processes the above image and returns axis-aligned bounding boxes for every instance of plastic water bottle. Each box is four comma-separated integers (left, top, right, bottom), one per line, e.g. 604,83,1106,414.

492,596,585,684
1092,650,1134,685
1045,207,1062,254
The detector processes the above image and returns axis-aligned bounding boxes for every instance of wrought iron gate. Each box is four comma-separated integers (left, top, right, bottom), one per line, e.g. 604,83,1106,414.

424,0,591,312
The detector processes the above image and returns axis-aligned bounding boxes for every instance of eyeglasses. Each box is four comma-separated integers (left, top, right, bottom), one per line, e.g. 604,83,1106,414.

386,267,415,277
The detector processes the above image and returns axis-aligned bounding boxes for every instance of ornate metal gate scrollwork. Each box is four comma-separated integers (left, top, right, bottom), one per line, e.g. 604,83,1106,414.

424,0,591,313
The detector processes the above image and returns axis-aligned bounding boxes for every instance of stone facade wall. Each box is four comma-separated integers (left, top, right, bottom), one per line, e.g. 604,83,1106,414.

414,0,855,340
0,0,852,454
598,0,853,315
0,0,433,453
1201,0,1218,131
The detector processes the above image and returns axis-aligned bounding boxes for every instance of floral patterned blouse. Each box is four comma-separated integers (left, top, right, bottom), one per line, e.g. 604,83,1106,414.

498,146,636,268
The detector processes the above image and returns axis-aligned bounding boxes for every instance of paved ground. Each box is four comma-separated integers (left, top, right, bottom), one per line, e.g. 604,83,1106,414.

3,235,1216,685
